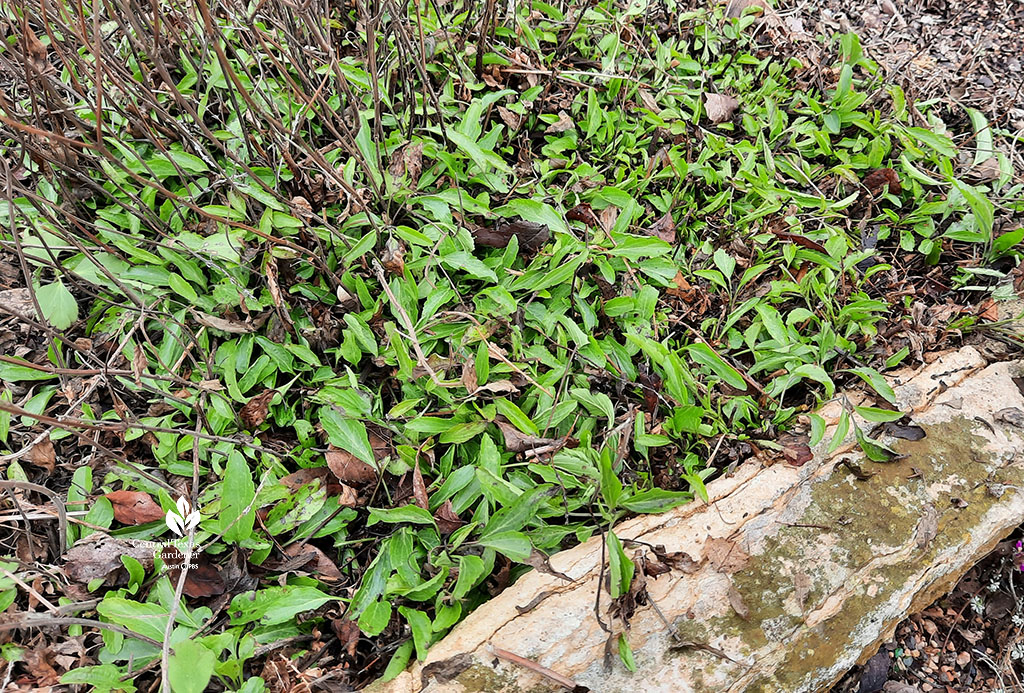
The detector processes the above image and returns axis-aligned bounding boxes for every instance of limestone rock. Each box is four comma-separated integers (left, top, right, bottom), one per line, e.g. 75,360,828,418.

375,348,1024,692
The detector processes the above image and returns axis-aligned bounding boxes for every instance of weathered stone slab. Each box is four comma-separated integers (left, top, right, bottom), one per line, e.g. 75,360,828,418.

377,347,1024,692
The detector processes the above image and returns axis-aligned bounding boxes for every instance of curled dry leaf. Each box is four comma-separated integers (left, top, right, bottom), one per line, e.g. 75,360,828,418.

522,548,573,582
194,312,254,334
653,544,702,573
388,141,424,184
239,388,276,429
64,533,154,583
105,490,166,525
434,499,463,535
473,220,550,253
915,503,939,550
132,343,147,385
727,582,750,620
162,546,226,598
381,237,406,275
544,110,575,134
880,421,926,440
281,543,343,581
494,420,562,454
724,0,767,18
332,618,362,658
645,211,676,243
26,436,55,473
325,444,377,485
412,460,429,510
496,106,521,131
461,361,479,394
566,202,600,229
704,93,739,123
704,536,750,574
862,168,902,196
778,431,813,466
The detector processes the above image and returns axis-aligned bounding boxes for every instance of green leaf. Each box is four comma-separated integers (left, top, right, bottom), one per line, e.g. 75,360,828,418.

168,639,216,693
61,665,135,693
620,488,691,514
440,251,498,283
478,531,532,561
606,530,633,599
398,606,433,660
222,451,255,543
481,486,556,538
358,600,392,637
96,597,168,642
494,398,539,436
35,281,78,330
618,634,637,672
855,426,899,462
381,640,415,682
599,448,623,509
828,409,850,453
845,367,897,404
446,128,512,173
319,408,375,466
494,199,568,236
0,362,56,382
853,405,904,423
452,555,487,599
686,343,745,389
228,585,334,626
367,505,435,526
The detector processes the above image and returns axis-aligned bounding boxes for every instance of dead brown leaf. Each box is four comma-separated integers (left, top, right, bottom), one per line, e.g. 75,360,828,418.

863,168,902,196
724,0,767,18
654,545,703,573
332,618,361,658
473,220,550,253
704,93,739,123
64,533,154,584
280,543,343,581
566,202,600,229
194,312,254,334
325,445,377,485
494,420,562,454
162,546,226,598
412,460,429,510
778,431,813,466
105,490,166,525
645,211,676,243
382,237,406,275
461,361,479,394
704,536,750,574
389,141,424,185
434,499,463,535
522,548,573,582
544,110,574,133
496,106,521,131
132,343,147,385
240,389,276,429
727,582,750,620
27,436,55,473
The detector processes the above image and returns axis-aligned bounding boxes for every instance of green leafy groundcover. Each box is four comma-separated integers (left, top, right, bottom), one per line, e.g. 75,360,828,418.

0,0,1020,689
